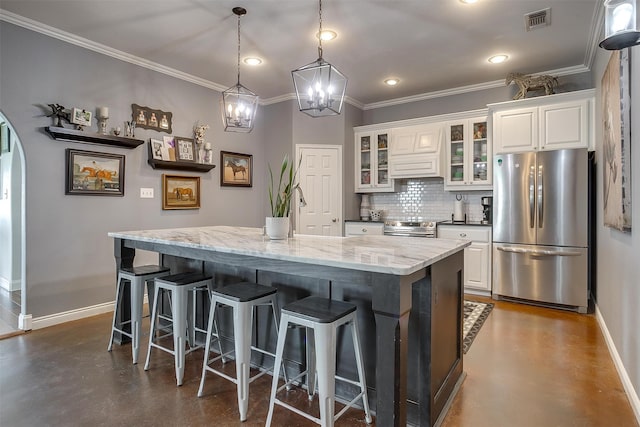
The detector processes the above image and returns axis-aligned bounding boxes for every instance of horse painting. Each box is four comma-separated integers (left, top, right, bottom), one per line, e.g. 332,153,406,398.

226,161,246,180
175,187,193,201
505,72,558,100
80,166,114,181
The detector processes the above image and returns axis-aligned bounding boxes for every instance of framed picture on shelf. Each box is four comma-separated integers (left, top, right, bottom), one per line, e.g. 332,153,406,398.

131,104,173,134
70,108,92,127
65,148,125,196
149,139,168,160
220,151,252,187
162,174,200,210
175,137,196,162
162,136,177,161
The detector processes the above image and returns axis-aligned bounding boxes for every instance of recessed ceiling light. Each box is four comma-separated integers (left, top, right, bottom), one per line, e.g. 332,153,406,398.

243,57,262,66
316,30,337,41
460,0,478,4
488,54,509,64
384,78,400,86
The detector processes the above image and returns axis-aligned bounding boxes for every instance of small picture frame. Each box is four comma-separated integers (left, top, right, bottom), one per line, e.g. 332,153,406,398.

70,108,92,127
175,137,196,162
221,151,252,187
162,136,176,161
149,139,167,161
162,174,200,210
131,104,173,134
65,148,125,196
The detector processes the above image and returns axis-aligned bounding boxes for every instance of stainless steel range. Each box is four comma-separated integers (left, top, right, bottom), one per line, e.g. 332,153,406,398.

383,220,437,238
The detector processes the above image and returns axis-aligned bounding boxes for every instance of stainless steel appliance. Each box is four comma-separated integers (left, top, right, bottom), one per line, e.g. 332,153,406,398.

493,149,593,313
384,220,437,238
481,196,492,224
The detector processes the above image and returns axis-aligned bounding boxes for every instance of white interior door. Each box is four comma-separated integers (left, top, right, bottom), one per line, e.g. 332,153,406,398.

295,145,342,236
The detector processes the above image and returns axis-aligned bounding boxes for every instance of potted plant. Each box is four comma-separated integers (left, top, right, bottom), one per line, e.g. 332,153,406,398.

266,154,301,239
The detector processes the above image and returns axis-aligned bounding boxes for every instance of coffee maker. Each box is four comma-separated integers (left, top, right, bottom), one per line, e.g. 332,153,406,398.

481,196,493,224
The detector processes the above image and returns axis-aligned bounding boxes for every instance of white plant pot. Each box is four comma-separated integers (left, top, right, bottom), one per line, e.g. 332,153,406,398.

265,217,289,240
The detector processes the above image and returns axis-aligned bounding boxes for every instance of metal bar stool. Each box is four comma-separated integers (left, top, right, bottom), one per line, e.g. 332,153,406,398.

107,265,170,364
266,296,373,427
144,271,212,386
197,282,284,422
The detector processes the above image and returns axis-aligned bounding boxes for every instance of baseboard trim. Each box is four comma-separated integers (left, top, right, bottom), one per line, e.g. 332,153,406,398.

0,276,20,292
32,301,115,330
595,303,640,424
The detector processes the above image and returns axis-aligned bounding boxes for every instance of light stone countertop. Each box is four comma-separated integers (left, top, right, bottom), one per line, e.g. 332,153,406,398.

109,226,470,276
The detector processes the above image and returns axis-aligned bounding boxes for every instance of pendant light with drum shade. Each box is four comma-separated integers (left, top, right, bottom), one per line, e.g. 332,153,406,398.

291,0,347,117
221,7,258,132
599,0,640,50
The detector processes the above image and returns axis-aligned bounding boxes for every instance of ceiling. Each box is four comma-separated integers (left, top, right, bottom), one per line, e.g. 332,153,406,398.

0,1,601,107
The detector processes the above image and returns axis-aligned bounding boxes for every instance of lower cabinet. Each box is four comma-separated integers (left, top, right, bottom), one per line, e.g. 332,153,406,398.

437,225,492,294
344,221,384,236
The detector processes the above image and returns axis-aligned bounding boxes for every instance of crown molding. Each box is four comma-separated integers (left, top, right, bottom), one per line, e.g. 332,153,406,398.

585,1,605,70
0,9,228,92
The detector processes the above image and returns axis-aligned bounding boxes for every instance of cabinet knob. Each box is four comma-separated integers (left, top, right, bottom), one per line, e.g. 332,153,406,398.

362,228,367,232
460,233,467,237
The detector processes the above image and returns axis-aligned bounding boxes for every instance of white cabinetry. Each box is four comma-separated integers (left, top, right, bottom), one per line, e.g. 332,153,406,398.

444,116,491,190
437,225,492,295
344,222,384,236
389,123,444,178
490,89,594,154
355,130,394,193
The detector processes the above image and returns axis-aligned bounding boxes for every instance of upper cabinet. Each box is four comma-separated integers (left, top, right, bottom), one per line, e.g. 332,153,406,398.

444,116,491,190
490,89,594,154
355,130,395,193
389,123,444,179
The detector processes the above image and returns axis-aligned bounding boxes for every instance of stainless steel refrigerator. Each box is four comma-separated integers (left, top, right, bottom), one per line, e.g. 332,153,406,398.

493,149,594,313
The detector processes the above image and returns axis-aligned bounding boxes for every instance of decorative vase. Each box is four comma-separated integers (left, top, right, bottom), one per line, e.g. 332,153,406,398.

265,217,289,240
360,194,371,221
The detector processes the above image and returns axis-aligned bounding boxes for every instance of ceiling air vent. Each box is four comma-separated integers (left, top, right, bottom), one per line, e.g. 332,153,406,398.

525,8,551,31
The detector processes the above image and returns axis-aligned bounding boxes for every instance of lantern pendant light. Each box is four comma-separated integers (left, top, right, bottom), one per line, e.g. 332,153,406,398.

292,0,347,117
221,7,258,132
599,0,640,50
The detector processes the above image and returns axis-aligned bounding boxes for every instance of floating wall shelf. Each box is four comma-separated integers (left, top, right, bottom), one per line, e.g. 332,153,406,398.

45,126,144,149
147,159,216,172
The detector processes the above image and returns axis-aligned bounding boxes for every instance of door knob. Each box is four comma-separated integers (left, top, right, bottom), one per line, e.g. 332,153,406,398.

332,218,338,222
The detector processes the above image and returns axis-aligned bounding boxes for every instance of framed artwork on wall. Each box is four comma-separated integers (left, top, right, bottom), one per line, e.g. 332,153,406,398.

162,174,200,209
601,49,632,232
131,104,172,134
65,148,125,196
220,151,252,187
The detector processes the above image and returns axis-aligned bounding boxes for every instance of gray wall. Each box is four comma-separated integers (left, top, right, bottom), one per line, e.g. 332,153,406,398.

0,22,272,317
592,45,640,407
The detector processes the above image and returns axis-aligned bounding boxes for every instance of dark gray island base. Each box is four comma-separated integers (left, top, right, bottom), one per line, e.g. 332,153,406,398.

110,227,467,426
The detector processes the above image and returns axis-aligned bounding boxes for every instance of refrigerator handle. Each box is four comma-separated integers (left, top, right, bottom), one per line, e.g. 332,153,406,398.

497,247,582,257
529,166,535,228
538,165,543,228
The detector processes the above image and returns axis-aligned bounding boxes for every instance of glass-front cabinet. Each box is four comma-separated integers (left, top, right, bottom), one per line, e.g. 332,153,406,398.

444,116,491,190
355,130,394,192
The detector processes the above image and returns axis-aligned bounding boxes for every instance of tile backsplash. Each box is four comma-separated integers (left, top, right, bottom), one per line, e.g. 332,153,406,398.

367,178,492,222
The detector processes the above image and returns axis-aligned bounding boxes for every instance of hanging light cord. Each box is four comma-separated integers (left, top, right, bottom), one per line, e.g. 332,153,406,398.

236,12,241,85
317,0,323,60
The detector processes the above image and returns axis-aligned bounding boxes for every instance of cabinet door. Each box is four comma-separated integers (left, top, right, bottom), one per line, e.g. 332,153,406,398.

375,132,391,188
391,124,441,155
464,242,490,291
445,121,466,187
355,133,373,191
468,117,491,188
493,107,538,153
539,99,589,151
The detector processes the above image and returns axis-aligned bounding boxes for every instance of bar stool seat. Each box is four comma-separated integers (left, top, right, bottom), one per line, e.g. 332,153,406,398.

197,282,284,422
266,296,373,427
107,265,170,364
144,272,212,386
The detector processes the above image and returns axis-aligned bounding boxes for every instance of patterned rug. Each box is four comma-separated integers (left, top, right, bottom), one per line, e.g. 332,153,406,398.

463,300,494,354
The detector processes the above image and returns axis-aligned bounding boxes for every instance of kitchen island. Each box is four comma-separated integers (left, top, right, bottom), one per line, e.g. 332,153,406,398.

109,226,469,426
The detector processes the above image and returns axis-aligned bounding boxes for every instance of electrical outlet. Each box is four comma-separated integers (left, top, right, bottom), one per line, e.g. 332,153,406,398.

140,188,154,198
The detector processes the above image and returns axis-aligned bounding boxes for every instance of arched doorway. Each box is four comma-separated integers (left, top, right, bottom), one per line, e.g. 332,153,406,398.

0,112,28,334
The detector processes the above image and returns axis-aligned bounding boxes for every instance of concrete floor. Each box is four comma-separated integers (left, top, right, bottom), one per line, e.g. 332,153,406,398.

0,297,637,427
